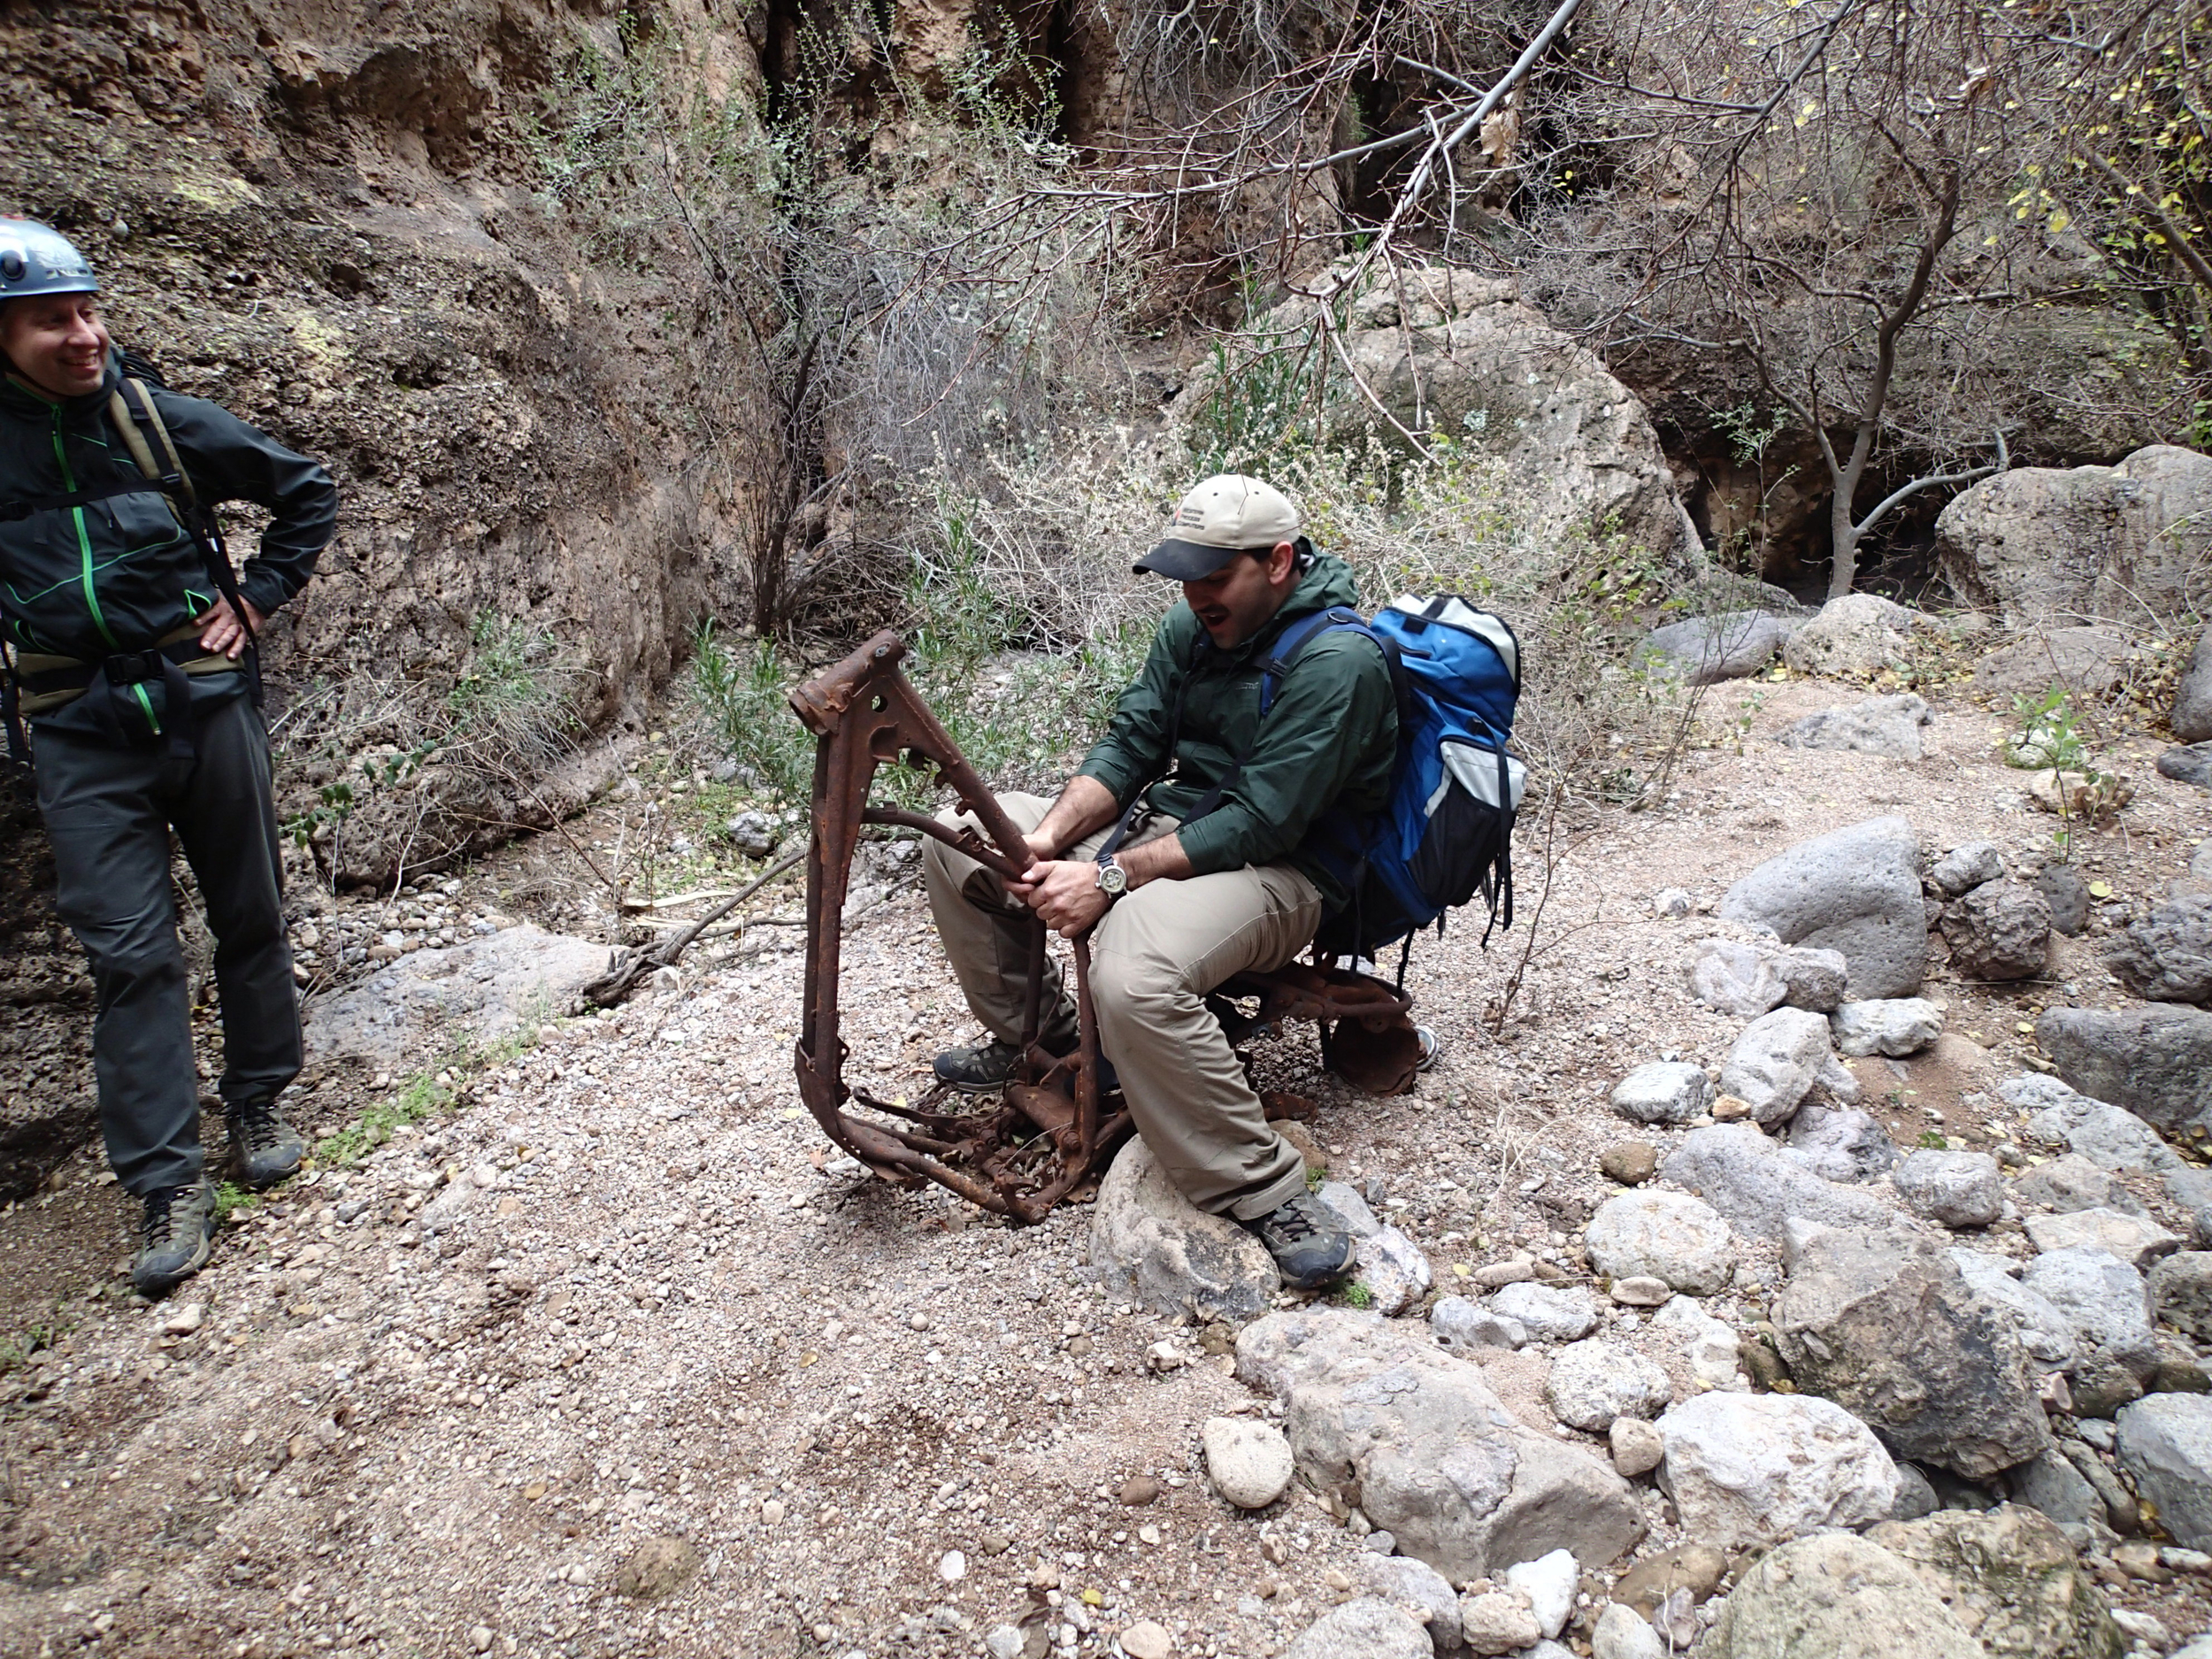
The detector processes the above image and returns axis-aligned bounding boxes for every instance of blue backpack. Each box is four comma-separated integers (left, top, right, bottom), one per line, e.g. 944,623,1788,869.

1258,595,1525,963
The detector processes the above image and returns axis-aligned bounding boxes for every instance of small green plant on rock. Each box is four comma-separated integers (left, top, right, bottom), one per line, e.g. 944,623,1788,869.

2005,687,2093,772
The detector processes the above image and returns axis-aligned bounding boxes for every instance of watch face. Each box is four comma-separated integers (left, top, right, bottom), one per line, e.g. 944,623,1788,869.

1098,860,1128,895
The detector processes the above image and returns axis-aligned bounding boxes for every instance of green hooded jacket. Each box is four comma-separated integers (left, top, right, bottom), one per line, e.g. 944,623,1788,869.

1076,552,1397,912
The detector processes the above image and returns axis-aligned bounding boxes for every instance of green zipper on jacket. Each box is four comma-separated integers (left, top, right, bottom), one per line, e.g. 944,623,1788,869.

50,405,159,734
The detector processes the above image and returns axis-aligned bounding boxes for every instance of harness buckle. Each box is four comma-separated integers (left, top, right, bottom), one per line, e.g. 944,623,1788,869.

101,649,167,687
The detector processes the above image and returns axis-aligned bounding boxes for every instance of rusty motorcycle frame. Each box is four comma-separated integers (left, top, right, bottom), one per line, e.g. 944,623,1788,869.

790,630,1425,1224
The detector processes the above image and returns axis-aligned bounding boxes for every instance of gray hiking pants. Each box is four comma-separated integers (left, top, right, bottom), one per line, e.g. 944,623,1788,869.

33,695,301,1195
923,790,1317,1221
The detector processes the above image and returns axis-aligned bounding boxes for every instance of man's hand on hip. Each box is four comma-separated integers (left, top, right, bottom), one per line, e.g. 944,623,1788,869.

1010,859,1111,938
195,596,266,660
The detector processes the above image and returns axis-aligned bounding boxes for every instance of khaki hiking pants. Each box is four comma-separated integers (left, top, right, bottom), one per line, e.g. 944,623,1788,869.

922,790,1319,1221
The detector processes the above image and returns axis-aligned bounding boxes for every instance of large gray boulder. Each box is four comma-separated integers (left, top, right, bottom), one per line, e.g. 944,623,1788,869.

1866,1504,2128,1659
1090,1139,1279,1321
2177,621,2212,743
1779,693,1934,759
1655,1392,1898,1548
2161,741,2212,790
1640,611,1798,686
1238,270,1682,557
2102,895,2212,1006
1701,1532,1984,1659
1771,1225,2053,1477
2035,1004,2212,1135
1947,1248,2080,1368
2024,1207,2183,1268
1235,1308,1644,1582
1973,626,2131,698
2021,1246,2158,1393
2117,1392,2212,1551
1781,594,1924,679
1663,1123,1895,1240
1936,443,2212,626
1719,817,1927,998
303,924,611,1066
2009,1153,2147,1217
2007,1073,2184,1173
2150,1252,2212,1344
1719,1006,1856,1125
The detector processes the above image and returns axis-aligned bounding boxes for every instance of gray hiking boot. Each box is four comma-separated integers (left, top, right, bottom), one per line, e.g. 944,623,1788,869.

227,1102,305,1188
933,1039,1025,1094
132,1178,218,1298
1244,1192,1356,1290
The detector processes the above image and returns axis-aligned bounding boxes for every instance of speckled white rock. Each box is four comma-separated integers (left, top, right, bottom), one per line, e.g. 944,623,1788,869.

1585,1191,1738,1295
1504,1549,1578,1640
1203,1415,1295,1509
1546,1338,1673,1432
1832,997,1945,1057
1457,1590,1542,1655
1592,1602,1666,1659
1656,1391,1901,1548
1486,1281,1601,1344
1610,1062,1712,1125
1651,1295,1746,1390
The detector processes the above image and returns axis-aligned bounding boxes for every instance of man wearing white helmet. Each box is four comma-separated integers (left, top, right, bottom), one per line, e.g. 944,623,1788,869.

923,475,1399,1287
0,217,335,1295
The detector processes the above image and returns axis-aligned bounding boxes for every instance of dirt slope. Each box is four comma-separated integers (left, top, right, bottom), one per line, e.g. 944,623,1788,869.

2,672,2208,1656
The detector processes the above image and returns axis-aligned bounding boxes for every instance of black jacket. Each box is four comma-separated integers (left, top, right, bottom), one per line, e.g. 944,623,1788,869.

0,348,335,736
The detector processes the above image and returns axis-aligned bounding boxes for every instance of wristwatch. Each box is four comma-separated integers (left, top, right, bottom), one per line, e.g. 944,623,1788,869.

1094,856,1129,898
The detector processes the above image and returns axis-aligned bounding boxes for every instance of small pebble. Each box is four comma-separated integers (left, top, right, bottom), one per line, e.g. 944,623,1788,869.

1610,1276,1671,1307
1119,1620,1172,1659
937,1550,966,1584
162,1303,205,1337
1119,1476,1162,1506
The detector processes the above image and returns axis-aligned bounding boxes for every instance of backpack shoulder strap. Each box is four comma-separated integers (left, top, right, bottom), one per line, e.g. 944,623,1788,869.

1256,605,1373,716
108,378,198,504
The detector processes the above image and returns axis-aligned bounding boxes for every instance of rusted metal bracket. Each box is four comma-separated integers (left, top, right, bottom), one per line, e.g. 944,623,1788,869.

790,629,1424,1224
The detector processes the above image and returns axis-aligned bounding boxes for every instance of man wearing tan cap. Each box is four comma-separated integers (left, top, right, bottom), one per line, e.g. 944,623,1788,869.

922,474,1399,1286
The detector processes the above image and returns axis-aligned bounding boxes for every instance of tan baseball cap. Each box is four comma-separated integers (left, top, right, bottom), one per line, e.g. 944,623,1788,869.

1135,474,1302,580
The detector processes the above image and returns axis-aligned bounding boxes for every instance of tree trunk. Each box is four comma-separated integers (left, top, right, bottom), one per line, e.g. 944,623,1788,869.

1826,485,1861,601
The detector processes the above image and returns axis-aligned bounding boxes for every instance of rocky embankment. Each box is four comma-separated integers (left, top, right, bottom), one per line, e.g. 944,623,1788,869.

1,588,2211,1657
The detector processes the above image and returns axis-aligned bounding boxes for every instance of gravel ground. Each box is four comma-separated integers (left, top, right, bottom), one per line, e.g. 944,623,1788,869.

2,671,2208,1656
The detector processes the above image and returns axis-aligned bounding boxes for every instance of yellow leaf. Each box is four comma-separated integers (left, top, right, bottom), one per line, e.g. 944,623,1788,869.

2016,1022,2035,1033
2047,209,2071,234
1453,1263,1472,1278
1081,1589,1103,1608
2087,880,2112,897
